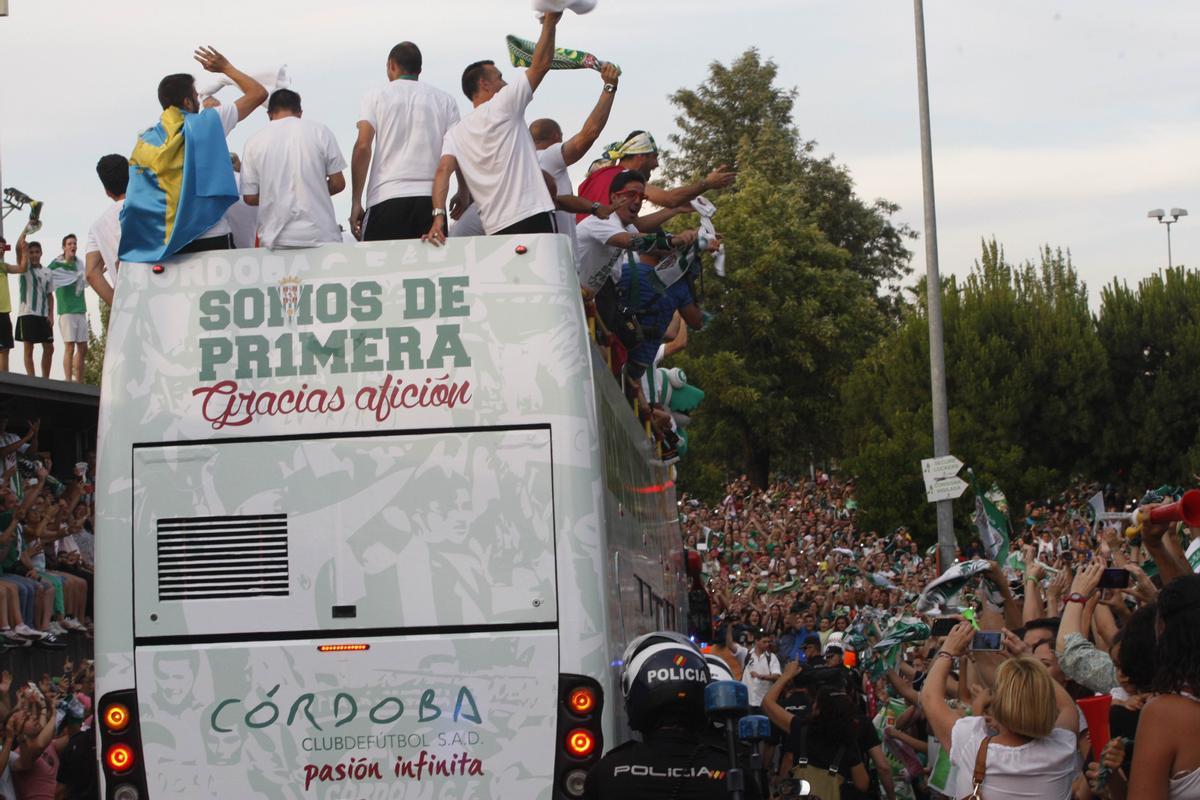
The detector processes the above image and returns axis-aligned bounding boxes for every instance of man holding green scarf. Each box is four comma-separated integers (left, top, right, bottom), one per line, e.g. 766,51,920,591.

120,47,266,262
46,235,87,382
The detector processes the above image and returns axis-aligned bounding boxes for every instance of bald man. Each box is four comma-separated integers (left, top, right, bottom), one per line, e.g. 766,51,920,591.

529,61,621,255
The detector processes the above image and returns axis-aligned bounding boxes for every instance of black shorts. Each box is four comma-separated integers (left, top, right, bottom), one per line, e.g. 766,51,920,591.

14,314,52,344
0,312,11,351
494,212,557,236
363,196,434,241
177,233,234,254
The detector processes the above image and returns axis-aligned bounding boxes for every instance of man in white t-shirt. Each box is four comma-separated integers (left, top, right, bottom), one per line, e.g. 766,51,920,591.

350,42,461,242
574,170,696,296
85,155,127,307
154,48,267,254
240,90,347,250
529,61,621,256
424,12,564,244
742,633,782,707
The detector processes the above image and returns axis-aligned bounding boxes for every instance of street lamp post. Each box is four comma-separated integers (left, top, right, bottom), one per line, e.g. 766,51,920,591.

913,0,956,574
1147,208,1188,269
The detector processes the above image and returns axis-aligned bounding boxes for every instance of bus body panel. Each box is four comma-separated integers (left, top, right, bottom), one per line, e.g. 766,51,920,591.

134,630,557,799
131,428,556,638
95,236,682,797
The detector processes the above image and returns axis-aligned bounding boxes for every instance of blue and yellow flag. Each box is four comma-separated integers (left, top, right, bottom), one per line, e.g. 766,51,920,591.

119,107,237,263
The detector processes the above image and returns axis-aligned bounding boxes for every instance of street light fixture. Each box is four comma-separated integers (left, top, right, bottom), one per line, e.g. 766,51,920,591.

1148,207,1188,268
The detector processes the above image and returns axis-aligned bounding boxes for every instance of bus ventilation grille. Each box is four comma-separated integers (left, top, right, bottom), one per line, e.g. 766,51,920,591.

156,514,289,601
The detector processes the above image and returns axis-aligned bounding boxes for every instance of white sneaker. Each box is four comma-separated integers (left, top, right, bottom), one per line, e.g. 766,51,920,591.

48,622,66,636
0,628,22,641
14,624,46,639
62,618,86,632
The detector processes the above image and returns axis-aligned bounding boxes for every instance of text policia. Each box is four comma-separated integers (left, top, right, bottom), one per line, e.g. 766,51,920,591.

192,276,474,428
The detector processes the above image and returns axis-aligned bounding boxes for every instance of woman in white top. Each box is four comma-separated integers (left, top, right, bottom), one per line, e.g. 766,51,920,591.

921,621,1079,800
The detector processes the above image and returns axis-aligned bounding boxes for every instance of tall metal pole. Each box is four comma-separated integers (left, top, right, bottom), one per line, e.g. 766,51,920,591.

913,0,956,573
1167,222,1173,269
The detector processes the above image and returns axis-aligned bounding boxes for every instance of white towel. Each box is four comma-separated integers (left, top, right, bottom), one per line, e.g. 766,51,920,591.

197,64,290,105
534,0,597,19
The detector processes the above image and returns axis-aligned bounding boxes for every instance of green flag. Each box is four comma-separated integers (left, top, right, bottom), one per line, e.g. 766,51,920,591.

972,475,1010,563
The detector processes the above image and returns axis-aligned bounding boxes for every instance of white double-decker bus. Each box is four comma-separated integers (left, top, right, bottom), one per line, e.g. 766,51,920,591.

93,235,689,799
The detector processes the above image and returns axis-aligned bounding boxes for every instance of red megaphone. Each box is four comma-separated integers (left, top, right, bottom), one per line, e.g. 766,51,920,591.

1146,489,1200,526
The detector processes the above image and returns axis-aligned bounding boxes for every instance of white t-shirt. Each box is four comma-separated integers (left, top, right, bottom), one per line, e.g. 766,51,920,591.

949,716,1077,800
85,199,123,276
240,116,347,249
575,215,632,293
199,103,243,239
537,142,577,254
441,73,554,234
224,174,258,249
741,650,780,707
360,79,461,207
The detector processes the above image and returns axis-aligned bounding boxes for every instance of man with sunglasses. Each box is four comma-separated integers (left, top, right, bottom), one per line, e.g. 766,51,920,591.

575,170,693,297
577,170,714,381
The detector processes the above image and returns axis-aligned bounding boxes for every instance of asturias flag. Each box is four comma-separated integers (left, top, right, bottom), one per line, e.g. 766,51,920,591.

119,106,237,263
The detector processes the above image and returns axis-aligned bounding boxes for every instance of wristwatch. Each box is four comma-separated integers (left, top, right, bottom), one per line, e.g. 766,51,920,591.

1065,592,1088,604
432,209,447,218
603,83,617,94
590,202,602,217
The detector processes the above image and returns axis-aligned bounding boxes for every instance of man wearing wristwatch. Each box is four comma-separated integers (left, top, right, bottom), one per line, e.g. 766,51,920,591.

529,61,622,257
425,12,563,245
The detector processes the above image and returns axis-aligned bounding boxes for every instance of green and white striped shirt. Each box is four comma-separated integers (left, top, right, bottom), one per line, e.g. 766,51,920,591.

18,264,52,317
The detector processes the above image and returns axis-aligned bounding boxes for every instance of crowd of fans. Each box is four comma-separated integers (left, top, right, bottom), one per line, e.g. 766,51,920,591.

680,473,1200,799
0,414,97,799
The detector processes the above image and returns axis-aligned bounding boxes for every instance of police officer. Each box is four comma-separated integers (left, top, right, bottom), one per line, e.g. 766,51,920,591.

584,631,761,800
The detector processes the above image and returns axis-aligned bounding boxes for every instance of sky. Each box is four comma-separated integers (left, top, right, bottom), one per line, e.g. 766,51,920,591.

1,0,1197,380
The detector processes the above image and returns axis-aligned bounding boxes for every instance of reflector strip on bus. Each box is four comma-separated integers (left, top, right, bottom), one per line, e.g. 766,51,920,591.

318,644,370,653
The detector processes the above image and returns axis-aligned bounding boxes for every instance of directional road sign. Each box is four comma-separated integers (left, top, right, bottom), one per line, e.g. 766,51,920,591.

921,455,963,490
926,476,968,503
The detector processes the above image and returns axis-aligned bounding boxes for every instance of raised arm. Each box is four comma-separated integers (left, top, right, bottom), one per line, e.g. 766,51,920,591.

193,47,267,122
985,560,1022,630
561,64,621,166
644,166,736,210
11,227,28,274
1140,511,1193,586
761,660,800,732
919,621,974,751
525,12,562,93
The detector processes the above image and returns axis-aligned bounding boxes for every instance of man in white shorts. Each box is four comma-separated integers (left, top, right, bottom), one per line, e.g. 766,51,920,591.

47,235,88,382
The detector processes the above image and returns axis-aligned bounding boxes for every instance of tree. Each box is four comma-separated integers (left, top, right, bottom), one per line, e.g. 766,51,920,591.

841,241,1110,539
1096,267,1200,486
665,50,913,495
83,300,109,386
665,49,914,313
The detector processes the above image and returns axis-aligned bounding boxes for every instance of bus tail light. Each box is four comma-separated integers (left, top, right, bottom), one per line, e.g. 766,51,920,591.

106,743,135,774
567,687,596,716
565,728,595,758
103,703,130,733
98,689,149,798
554,674,604,799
